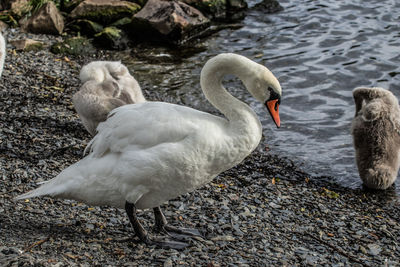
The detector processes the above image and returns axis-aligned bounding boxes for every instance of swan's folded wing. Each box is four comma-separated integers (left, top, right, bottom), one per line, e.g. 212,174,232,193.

87,102,219,157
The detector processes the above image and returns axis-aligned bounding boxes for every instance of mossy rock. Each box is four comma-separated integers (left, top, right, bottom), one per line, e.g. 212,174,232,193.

110,17,132,28
70,0,141,25
10,39,44,51
25,42,43,51
191,0,227,20
253,0,284,13
50,36,95,55
69,19,104,36
94,26,128,50
62,0,85,13
183,0,247,21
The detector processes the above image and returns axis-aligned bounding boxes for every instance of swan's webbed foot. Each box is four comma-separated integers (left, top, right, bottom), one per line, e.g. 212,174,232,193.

125,201,189,250
147,237,189,250
153,207,203,241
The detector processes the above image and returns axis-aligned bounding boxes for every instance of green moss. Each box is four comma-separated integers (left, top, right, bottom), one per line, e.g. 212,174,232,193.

70,19,104,36
195,0,227,19
28,0,49,14
50,36,95,55
95,26,121,38
25,42,44,51
0,13,18,27
94,26,128,50
72,3,140,25
110,17,132,28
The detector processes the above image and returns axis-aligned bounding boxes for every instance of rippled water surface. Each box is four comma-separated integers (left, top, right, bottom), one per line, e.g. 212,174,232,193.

118,0,400,191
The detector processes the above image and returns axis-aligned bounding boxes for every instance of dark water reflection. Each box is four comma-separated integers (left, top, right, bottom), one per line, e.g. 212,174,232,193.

112,0,400,192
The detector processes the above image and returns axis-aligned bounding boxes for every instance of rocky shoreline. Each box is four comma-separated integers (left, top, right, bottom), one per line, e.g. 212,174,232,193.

1,29,400,266
0,0,283,51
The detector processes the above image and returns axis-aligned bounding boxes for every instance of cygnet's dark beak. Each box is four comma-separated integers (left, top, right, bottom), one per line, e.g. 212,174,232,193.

266,99,280,128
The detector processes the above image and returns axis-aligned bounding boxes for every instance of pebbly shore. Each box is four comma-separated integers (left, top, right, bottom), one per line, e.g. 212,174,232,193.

0,29,399,267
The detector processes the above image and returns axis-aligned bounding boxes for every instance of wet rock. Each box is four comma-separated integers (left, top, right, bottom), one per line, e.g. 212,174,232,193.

182,0,226,20
129,0,210,45
182,0,247,21
110,17,132,28
50,36,95,55
253,0,284,13
70,0,141,25
94,26,129,50
21,1,64,35
10,38,44,51
69,19,104,36
61,0,84,13
226,0,247,20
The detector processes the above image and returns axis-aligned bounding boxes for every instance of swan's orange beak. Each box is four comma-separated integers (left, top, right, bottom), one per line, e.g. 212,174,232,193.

266,99,280,128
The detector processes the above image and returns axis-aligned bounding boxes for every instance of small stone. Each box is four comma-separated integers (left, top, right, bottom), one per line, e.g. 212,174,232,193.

367,244,382,256
211,235,235,242
269,202,282,209
10,39,44,51
359,245,368,254
163,257,173,267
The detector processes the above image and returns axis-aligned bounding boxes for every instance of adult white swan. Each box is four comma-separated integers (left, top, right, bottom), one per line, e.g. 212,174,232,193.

0,31,6,78
73,61,145,135
16,53,282,249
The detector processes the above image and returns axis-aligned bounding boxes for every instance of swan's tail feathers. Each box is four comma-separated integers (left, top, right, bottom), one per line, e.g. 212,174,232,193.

14,163,82,201
14,180,66,200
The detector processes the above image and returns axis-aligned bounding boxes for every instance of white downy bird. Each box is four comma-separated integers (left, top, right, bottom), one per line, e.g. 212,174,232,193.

73,61,145,135
351,87,400,190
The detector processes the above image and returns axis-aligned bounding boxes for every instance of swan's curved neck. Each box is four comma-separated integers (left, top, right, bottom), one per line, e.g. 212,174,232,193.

200,54,262,145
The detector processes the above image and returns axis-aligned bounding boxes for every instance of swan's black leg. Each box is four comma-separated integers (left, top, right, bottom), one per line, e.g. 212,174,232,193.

125,201,151,243
125,201,188,249
153,206,202,238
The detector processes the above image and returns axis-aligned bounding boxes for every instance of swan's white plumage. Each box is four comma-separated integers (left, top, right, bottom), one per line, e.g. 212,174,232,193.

0,32,6,78
17,53,281,211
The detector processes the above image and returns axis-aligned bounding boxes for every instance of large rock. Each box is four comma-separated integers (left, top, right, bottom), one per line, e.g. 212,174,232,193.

69,19,104,36
182,0,247,20
253,0,283,13
21,1,64,35
129,0,210,44
70,0,141,25
94,26,129,50
50,36,95,55
182,0,226,20
61,0,84,13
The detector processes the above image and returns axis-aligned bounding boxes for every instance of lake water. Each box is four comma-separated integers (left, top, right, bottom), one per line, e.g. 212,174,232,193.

120,0,400,191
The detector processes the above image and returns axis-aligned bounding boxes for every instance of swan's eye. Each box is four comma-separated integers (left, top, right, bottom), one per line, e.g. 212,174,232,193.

268,87,280,102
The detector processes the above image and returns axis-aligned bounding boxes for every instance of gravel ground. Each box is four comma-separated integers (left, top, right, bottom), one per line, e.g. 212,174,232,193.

1,29,400,267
